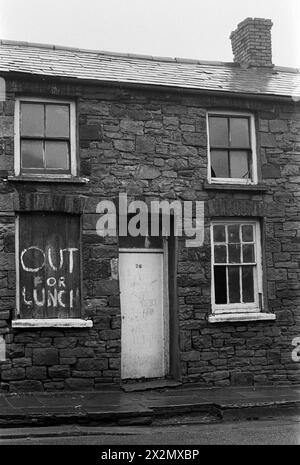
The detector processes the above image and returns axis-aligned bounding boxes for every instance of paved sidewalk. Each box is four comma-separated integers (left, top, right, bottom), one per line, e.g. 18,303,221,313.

0,384,300,428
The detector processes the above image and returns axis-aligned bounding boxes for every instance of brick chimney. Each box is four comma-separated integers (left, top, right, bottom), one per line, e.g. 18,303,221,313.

230,17,273,67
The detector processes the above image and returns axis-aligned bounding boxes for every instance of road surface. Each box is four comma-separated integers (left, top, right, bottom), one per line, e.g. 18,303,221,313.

0,415,299,445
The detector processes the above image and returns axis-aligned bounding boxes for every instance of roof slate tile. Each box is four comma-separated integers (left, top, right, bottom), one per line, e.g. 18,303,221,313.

0,41,299,99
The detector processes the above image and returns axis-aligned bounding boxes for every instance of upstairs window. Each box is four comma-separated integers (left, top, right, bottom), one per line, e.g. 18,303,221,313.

15,99,76,176
207,112,257,184
211,220,263,314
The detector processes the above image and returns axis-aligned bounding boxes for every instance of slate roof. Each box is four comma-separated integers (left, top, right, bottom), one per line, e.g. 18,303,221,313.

0,40,299,100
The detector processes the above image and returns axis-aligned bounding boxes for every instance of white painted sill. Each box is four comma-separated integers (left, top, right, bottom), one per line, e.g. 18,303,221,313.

12,319,93,328
7,175,89,184
208,313,276,323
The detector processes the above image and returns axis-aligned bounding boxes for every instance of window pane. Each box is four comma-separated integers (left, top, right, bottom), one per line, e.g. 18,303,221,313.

209,117,229,146
228,244,241,263
21,140,44,169
211,150,229,178
21,103,44,137
45,141,69,170
214,245,226,263
230,151,250,178
242,266,254,303
214,266,227,304
230,118,250,147
242,225,254,242
228,224,240,243
243,244,255,263
46,104,70,138
228,266,240,303
213,225,226,242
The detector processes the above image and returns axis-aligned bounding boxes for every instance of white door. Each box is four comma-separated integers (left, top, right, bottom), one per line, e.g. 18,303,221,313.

119,250,168,380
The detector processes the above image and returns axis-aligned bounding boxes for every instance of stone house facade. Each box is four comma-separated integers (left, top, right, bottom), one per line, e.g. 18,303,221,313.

0,18,299,392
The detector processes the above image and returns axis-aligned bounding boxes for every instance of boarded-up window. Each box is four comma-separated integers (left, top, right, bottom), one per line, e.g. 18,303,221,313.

18,213,81,319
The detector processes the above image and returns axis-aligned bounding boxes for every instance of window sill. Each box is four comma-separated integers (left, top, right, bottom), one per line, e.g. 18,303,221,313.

204,182,268,192
208,312,276,323
7,176,89,184
12,319,93,328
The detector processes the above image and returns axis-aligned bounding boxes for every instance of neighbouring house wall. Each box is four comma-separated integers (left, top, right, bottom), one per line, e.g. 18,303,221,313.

0,77,299,391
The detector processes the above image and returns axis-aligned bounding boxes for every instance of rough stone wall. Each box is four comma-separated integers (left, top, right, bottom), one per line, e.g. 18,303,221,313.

0,77,299,391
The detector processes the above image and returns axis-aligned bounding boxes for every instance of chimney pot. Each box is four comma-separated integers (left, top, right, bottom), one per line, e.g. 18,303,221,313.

230,17,273,67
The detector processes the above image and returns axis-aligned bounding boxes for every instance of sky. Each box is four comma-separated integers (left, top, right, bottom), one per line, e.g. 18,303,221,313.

0,0,299,68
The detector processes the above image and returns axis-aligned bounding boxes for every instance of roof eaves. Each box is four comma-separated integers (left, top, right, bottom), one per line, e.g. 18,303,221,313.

2,68,299,101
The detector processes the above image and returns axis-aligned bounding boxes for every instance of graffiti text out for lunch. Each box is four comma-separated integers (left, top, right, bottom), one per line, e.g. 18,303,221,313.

20,246,79,309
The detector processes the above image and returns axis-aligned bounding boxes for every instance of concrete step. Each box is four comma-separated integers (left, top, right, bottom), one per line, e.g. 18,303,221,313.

121,379,182,392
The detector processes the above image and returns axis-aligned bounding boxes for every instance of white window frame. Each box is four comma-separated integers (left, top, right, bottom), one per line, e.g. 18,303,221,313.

207,111,258,185
210,219,263,315
14,97,77,178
